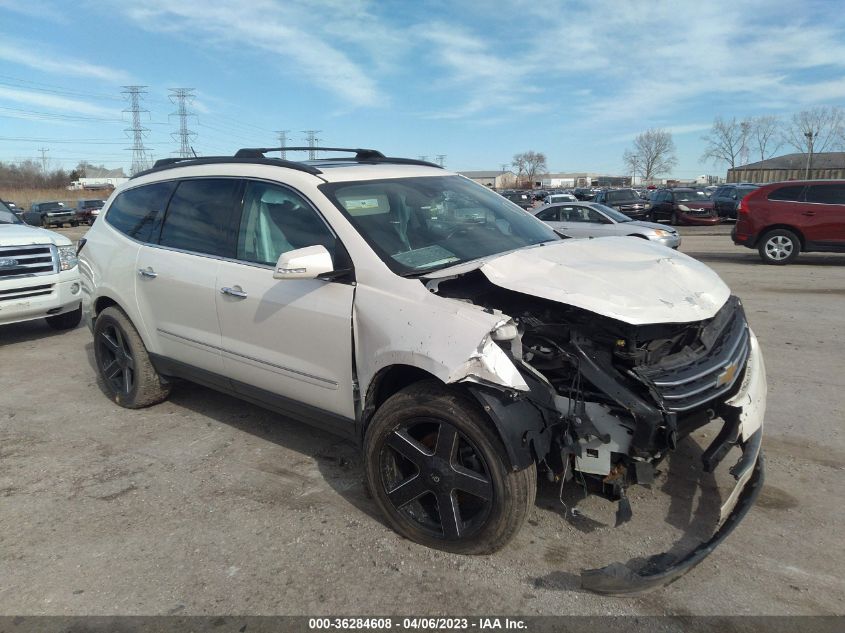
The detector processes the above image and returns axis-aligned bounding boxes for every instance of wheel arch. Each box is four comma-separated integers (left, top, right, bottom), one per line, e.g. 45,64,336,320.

758,224,806,249
360,364,551,472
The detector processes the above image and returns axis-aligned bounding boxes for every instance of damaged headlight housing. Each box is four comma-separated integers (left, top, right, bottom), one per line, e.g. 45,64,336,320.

490,321,519,341
57,245,78,271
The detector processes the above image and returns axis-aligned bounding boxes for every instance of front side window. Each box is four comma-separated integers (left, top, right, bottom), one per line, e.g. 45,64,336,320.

159,178,242,257
237,181,337,266
805,184,845,205
105,181,177,242
320,176,557,275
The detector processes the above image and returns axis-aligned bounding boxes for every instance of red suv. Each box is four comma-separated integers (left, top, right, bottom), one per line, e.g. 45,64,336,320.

732,180,845,264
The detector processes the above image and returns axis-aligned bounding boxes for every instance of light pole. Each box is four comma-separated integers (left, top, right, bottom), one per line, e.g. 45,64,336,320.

804,131,815,179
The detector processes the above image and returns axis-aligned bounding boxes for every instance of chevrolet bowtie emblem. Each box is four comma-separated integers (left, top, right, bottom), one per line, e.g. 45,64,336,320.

716,362,738,388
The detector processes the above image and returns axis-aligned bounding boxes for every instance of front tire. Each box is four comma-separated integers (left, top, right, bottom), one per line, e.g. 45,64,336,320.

93,306,171,408
46,304,81,330
758,228,800,265
364,381,536,554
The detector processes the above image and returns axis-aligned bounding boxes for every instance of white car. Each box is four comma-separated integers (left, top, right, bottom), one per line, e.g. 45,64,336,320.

0,200,82,329
79,148,765,594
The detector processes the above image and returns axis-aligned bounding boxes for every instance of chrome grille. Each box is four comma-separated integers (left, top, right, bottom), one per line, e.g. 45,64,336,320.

0,283,54,302
634,301,750,412
0,244,57,278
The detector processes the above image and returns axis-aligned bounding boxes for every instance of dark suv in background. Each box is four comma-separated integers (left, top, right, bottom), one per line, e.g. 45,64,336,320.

712,184,759,219
649,188,720,225
22,202,77,228
593,188,650,219
732,180,845,264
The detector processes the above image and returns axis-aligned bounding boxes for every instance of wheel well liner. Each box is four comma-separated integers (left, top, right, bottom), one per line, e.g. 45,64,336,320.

94,295,119,316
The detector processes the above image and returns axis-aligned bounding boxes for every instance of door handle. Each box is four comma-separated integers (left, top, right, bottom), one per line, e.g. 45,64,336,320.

220,286,248,298
137,267,157,278
801,211,816,216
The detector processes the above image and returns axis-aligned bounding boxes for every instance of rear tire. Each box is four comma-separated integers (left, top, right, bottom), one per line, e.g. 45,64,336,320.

758,229,800,265
46,305,81,330
364,381,536,554
93,306,171,408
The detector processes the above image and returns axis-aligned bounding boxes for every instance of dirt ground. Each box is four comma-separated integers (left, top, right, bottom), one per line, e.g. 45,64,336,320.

1,226,843,616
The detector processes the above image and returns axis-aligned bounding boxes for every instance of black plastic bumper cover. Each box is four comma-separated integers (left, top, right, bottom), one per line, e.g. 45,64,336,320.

580,428,764,595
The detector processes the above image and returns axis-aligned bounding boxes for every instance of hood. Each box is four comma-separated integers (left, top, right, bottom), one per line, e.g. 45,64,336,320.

0,224,70,247
679,201,714,210
627,220,677,232
478,237,729,325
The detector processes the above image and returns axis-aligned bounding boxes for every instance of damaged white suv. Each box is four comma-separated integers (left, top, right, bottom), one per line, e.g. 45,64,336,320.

79,148,765,593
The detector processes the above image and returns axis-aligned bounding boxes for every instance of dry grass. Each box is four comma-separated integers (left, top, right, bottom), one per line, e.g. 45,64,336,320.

0,187,113,210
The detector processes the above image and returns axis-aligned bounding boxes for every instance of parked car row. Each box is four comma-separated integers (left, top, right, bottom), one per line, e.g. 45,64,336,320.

11,199,106,228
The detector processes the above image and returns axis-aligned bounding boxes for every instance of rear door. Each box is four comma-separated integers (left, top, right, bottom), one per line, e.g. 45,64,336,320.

803,183,845,246
215,180,356,422
135,178,242,381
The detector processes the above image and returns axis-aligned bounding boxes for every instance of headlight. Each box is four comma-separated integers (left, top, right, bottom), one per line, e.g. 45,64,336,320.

57,245,78,271
652,229,671,237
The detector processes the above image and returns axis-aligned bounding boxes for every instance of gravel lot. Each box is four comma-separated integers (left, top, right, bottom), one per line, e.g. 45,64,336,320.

1,225,843,616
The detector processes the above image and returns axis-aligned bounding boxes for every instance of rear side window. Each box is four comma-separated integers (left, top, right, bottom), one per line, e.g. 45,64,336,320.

805,184,845,205
159,179,242,257
106,181,177,242
767,185,805,202
535,207,560,221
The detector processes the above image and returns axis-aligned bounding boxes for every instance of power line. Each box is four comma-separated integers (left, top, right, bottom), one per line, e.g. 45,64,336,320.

302,130,321,160
122,86,151,176
169,88,197,158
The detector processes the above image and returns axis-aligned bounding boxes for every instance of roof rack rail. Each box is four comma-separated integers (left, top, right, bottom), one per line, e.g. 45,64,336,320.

235,146,443,169
132,156,323,179
235,147,385,159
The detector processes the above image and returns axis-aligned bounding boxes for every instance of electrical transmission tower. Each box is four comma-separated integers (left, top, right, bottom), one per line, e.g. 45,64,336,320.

38,147,49,172
302,130,322,159
122,86,150,175
435,154,447,168
418,155,428,162
275,130,290,159
169,88,197,158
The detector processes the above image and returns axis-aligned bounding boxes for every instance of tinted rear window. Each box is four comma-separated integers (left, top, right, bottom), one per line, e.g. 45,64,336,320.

159,178,242,257
805,184,845,205
106,182,177,242
767,185,805,202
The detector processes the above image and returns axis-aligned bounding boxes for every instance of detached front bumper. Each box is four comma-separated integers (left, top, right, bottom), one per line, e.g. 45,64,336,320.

580,331,767,594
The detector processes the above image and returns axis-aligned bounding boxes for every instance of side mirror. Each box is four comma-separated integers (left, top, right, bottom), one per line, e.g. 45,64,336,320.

273,245,334,280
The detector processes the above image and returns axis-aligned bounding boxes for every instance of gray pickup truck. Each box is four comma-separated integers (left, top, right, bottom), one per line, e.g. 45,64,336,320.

22,201,77,228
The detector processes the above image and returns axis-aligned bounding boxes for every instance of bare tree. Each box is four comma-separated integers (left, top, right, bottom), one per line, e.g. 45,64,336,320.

748,115,782,161
623,128,677,183
782,106,845,154
701,116,749,168
512,151,547,188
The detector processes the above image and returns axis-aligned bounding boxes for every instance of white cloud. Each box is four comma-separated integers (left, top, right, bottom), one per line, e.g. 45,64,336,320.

0,87,119,118
121,0,387,107
0,40,129,83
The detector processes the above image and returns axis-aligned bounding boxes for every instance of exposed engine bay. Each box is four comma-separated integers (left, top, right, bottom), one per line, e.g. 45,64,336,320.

424,268,765,593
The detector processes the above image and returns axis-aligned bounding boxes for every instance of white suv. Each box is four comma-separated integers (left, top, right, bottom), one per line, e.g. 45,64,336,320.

79,148,766,593
0,199,82,329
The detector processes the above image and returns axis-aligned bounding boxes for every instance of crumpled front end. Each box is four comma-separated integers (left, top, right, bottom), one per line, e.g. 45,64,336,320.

428,270,766,593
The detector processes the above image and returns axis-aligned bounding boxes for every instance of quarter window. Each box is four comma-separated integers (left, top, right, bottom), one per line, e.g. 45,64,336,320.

237,181,336,266
805,184,845,205
105,181,177,242
159,179,242,257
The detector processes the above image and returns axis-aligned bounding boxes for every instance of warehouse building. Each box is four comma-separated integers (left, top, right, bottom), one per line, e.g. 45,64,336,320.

728,152,845,183
458,170,516,189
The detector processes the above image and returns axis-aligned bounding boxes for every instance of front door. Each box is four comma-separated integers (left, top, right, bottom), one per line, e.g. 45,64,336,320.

215,180,356,422
803,184,845,246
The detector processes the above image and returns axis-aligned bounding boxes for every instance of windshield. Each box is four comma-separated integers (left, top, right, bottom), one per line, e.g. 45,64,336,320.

0,202,21,224
320,176,558,275
606,189,640,203
675,190,710,202
590,203,632,222
82,199,105,207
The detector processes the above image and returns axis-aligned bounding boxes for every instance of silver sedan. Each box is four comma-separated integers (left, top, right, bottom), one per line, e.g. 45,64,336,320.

532,201,681,249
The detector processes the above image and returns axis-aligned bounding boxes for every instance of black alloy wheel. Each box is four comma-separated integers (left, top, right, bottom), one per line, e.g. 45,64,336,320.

97,322,135,396
380,418,493,540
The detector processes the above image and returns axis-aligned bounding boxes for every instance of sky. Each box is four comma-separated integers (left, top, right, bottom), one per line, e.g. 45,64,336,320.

1,0,845,179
